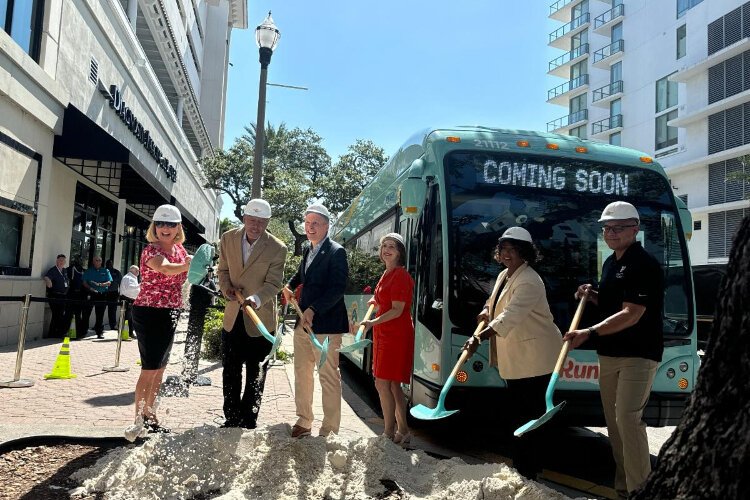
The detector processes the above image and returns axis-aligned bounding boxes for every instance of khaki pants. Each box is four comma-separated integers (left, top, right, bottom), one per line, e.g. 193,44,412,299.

293,325,343,435
598,355,658,497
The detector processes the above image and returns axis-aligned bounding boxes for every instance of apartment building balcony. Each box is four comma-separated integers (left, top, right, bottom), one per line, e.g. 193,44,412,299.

592,80,623,106
591,114,623,137
671,38,750,82
549,13,590,50
548,75,589,105
547,109,588,133
593,39,624,68
670,88,750,128
549,0,585,22
548,44,589,77
593,4,624,35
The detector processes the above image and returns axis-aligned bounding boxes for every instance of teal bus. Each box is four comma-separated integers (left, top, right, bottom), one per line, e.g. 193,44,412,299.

333,126,697,426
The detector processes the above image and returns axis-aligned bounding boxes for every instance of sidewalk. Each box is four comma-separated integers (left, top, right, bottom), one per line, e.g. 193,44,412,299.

0,318,376,447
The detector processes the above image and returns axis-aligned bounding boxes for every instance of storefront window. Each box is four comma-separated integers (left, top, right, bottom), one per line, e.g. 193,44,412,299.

0,209,22,267
71,183,117,268
1,0,45,61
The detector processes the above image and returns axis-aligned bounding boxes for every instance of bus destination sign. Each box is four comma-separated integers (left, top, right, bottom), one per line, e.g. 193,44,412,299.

480,159,629,196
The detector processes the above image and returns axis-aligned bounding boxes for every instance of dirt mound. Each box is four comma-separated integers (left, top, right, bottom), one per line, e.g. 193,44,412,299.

71,424,576,499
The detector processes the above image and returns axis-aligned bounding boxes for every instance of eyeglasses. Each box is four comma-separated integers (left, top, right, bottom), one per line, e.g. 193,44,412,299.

602,224,637,234
155,221,178,228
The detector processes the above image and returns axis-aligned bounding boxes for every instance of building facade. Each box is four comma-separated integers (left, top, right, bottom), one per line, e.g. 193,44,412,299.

546,0,750,266
0,0,247,346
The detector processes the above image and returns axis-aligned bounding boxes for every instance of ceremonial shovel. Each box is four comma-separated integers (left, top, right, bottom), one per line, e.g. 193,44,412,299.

514,294,588,436
338,304,375,353
410,321,486,420
288,297,329,369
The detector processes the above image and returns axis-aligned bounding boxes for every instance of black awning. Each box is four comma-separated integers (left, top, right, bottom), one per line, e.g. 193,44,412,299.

53,106,129,162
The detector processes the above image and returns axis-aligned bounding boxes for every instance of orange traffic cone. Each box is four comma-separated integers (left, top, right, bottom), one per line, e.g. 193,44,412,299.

44,337,77,379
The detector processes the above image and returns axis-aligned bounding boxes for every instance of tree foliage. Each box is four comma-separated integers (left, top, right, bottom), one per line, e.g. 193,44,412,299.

322,139,389,214
203,123,387,255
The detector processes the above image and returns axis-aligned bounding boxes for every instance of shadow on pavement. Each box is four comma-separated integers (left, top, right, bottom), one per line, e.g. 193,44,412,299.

84,392,134,407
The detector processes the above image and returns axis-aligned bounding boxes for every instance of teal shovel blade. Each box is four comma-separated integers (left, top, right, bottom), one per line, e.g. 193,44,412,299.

309,333,329,369
409,403,459,421
514,401,566,437
338,338,372,353
188,244,215,285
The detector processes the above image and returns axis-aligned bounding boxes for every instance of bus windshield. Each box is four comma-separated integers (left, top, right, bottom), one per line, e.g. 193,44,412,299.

445,150,692,340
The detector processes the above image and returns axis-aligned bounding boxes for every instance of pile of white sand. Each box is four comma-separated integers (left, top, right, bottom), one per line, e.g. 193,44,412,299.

71,424,577,499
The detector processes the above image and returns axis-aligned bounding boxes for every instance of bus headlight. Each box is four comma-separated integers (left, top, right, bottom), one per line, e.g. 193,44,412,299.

456,371,468,383
679,362,689,372
472,361,484,372
666,368,676,379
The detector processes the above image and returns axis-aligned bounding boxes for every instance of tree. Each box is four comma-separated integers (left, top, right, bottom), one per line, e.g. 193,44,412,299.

322,139,389,214
726,154,750,198
219,217,239,237
632,215,750,499
203,123,388,256
201,139,254,221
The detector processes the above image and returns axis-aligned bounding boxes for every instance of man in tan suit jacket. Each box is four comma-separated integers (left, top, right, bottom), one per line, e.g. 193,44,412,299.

217,199,287,428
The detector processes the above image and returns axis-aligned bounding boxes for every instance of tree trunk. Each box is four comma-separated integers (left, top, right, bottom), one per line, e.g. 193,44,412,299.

632,217,750,499
288,219,307,256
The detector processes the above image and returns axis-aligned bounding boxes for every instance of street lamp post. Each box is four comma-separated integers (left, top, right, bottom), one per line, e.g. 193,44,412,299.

251,11,280,199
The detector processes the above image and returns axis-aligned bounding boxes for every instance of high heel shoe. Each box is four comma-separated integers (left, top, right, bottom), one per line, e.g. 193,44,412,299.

393,431,412,445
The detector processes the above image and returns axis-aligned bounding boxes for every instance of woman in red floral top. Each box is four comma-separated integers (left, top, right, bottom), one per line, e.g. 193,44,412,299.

125,204,192,441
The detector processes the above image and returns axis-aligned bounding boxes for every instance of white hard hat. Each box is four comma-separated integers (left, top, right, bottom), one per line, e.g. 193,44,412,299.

598,201,640,223
380,232,404,245
498,226,533,244
243,199,272,218
305,203,331,221
153,204,182,223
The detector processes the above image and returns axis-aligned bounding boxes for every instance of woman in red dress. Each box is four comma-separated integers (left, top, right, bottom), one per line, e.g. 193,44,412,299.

361,233,415,445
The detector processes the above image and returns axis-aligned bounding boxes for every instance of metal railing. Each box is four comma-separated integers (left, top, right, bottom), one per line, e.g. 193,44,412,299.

549,0,579,17
594,3,625,29
592,80,624,102
549,12,590,44
592,114,623,134
593,39,624,63
549,43,589,72
547,109,588,132
548,74,589,100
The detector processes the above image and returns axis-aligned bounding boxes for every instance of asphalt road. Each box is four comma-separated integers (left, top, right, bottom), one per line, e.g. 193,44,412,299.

340,357,677,499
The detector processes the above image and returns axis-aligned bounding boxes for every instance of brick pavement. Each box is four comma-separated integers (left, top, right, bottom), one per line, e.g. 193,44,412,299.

0,319,376,446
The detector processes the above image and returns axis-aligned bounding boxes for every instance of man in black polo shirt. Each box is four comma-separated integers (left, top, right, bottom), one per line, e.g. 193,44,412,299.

564,201,663,499
43,254,70,338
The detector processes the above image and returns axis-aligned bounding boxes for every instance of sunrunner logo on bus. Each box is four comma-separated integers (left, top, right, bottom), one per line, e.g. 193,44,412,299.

481,159,628,196
560,360,599,382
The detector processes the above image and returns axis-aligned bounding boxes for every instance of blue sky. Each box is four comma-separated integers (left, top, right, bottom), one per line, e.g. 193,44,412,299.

221,1,559,219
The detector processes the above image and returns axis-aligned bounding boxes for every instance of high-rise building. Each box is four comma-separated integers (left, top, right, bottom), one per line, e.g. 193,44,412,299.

546,0,750,266
0,0,247,345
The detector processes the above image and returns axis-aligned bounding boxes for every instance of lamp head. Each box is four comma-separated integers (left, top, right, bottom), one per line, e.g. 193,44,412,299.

256,11,280,51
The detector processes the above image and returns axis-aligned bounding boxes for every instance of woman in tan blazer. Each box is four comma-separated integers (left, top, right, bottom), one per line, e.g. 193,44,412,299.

464,226,562,479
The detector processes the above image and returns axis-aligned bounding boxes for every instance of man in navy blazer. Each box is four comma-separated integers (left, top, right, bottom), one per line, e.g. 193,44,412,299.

283,203,349,438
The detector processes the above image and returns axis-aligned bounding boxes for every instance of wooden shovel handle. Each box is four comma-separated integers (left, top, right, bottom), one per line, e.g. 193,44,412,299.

552,294,589,375
235,291,263,326
288,296,315,336
355,304,376,336
451,321,486,380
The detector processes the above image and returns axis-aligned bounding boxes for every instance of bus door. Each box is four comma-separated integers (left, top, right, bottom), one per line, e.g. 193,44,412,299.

412,183,445,387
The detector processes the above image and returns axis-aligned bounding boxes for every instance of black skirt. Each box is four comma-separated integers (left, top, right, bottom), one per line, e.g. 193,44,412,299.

132,306,180,369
